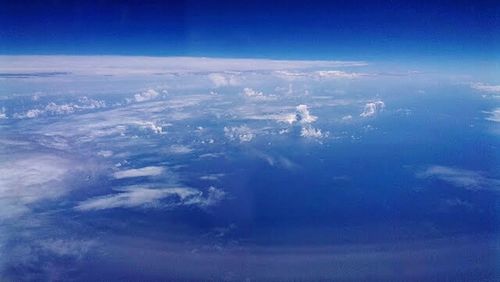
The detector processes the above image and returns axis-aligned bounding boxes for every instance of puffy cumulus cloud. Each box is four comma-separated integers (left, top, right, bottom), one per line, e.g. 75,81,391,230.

484,108,500,122
295,104,318,124
417,166,500,191
224,126,255,142
13,97,106,119
75,186,225,211
360,101,385,117
113,166,165,179
45,102,75,114
471,83,500,94
301,125,328,139
134,89,160,102
0,155,83,219
209,73,239,87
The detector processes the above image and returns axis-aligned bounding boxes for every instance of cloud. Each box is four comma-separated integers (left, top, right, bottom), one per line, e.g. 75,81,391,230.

243,87,264,97
295,104,318,124
97,150,113,158
75,186,225,211
360,101,385,117
168,145,193,154
13,97,106,119
113,166,165,179
224,126,255,142
417,166,500,191
301,125,327,138
471,83,500,94
484,108,500,122
0,107,6,119
0,56,367,76
134,89,160,102
200,173,225,181
209,73,239,87
314,70,363,79
0,155,83,219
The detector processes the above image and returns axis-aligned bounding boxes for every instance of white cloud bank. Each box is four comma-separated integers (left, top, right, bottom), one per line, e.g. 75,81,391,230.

75,186,225,211
0,56,367,76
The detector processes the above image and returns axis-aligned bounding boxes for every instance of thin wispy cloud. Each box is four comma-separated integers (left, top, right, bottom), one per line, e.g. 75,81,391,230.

113,166,165,179
75,186,225,211
417,166,500,191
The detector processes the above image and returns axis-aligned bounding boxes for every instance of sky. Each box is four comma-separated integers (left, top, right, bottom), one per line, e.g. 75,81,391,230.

0,0,498,61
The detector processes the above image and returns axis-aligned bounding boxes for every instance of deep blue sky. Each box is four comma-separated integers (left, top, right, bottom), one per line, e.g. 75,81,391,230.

0,0,498,60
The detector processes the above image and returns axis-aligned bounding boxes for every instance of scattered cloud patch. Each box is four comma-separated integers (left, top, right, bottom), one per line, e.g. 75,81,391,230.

360,101,385,117
301,125,327,138
471,83,500,94
243,87,264,98
224,126,255,142
13,97,106,119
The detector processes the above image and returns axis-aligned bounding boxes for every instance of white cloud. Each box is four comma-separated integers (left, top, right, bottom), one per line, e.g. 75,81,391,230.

417,166,500,191
134,89,160,102
135,121,164,134
0,56,367,76
97,150,113,158
224,126,255,142
113,166,165,179
484,108,500,122
243,87,264,98
0,155,81,219
209,73,239,87
168,145,193,154
200,173,225,181
295,104,317,124
0,107,7,119
75,186,225,211
13,97,106,119
360,101,385,117
471,83,500,94
342,115,353,121
314,70,363,79
301,125,327,138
